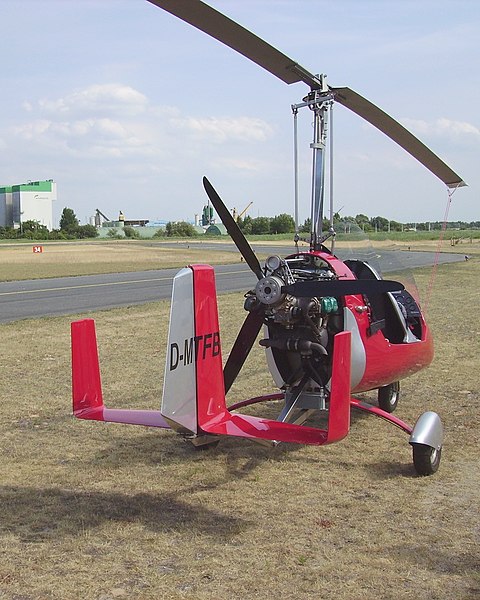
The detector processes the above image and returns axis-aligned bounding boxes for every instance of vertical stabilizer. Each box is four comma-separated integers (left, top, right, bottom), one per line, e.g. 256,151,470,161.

162,265,226,434
71,318,170,428
71,319,104,419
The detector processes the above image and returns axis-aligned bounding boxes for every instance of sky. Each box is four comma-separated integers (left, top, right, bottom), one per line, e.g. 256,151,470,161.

0,0,478,227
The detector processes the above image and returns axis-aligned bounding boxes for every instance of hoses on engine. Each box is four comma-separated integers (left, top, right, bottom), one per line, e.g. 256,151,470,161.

259,337,327,356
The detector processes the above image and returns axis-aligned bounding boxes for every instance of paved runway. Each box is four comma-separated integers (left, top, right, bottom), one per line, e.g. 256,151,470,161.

0,249,463,323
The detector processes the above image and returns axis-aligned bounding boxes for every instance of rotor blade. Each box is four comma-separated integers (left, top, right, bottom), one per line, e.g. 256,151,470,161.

331,87,466,188
148,1,465,187
203,177,263,279
224,309,265,394
146,0,321,88
283,278,404,298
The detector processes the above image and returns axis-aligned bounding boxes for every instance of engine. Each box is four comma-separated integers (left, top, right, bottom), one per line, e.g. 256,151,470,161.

244,254,344,399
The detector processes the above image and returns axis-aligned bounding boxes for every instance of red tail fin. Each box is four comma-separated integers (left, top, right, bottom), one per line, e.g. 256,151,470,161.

72,266,351,445
71,318,169,428
71,319,103,419
161,265,226,434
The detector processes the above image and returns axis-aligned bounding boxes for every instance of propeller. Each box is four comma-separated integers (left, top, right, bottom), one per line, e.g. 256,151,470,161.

203,177,263,279
283,278,404,299
202,177,265,390
202,176,404,388
223,309,265,394
148,0,466,188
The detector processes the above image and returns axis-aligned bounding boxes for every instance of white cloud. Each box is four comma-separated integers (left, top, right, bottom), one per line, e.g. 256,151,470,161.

7,82,279,178
13,116,150,159
9,84,165,160
11,84,274,163
171,115,274,143
13,119,52,140
402,117,480,139
211,157,264,172
37,83,148,117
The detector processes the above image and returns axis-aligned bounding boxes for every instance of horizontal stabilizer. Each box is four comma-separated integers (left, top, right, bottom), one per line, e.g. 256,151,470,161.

71,319,169,428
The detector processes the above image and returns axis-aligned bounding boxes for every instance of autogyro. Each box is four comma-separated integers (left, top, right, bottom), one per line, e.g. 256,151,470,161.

72,0,466,475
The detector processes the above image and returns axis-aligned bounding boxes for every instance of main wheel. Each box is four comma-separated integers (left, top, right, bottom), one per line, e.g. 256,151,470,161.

193,440,220,451
412,443,441,476
189,435,220,450
378,381,400,413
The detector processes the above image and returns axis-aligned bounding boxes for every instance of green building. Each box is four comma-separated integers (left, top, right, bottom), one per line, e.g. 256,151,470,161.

0,180,56,230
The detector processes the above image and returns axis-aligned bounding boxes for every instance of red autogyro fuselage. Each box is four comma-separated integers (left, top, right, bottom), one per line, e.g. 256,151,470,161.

262,249,434,396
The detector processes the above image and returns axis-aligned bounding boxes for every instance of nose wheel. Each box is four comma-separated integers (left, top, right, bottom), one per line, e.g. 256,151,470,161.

409,411,443,476
412,443,442,475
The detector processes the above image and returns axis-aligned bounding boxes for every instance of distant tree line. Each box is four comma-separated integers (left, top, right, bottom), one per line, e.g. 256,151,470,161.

2,206,476,241
0,220,52,240
298,214,480,233
125,213,480,239
153,221,198,237
236,213,480,234
0,207,98,240
238,213,296,234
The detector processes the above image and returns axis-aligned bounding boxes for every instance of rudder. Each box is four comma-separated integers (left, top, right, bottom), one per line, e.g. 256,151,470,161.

161,265,227,435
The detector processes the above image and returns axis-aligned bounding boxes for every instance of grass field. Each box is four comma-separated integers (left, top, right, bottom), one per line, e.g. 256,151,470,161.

0,248,479,599
0,241,244,281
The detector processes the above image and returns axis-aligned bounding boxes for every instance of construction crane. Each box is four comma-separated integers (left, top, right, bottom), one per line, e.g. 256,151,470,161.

232,201,253,222
95,208,111,227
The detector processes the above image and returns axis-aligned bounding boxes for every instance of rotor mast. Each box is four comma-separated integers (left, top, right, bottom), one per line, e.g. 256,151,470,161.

292,75,335,252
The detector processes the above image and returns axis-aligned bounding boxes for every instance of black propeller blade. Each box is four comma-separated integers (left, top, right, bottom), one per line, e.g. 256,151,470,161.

203,177,263,280
283,278,404,298
201,176,265,389
148,0,466,188
223,308,265,394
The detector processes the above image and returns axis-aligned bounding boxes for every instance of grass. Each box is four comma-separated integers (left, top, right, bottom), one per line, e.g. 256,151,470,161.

0,240,242,281
0,253,479,598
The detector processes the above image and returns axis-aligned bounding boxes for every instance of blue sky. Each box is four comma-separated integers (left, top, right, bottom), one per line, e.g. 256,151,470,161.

1,0,478,227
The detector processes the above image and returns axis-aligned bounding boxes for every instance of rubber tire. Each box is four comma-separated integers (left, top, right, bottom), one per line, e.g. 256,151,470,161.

412,443,441,476
378,381,400,413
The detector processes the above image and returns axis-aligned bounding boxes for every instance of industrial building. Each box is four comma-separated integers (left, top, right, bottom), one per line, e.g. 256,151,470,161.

0,180,56,230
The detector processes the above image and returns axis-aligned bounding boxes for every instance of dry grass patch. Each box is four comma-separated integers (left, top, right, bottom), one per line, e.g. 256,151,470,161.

0,241,241,281
0,258,478,598
376,238,480,256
